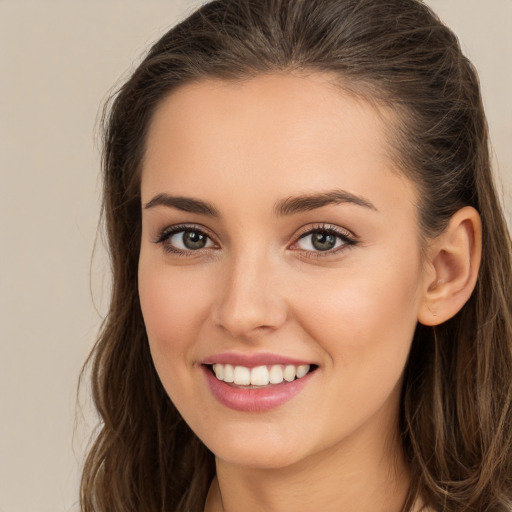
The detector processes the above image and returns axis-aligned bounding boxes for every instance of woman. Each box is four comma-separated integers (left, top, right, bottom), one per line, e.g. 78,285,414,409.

80,0,512,510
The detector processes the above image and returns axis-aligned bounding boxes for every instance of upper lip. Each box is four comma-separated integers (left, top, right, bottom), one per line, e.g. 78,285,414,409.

200,352,315,368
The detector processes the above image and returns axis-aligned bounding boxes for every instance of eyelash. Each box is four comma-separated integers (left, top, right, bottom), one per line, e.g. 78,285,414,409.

292,223,358,258
154,223,358,258
154,224,216,257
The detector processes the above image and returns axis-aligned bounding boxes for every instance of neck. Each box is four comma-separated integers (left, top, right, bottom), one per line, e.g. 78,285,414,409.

205,419,410,512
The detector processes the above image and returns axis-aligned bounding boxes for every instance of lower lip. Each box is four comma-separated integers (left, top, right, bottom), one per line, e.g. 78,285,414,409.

202,365,314,412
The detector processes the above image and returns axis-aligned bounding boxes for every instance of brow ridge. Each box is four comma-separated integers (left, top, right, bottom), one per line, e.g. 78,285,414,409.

144,193,219,217
144,189,376,217
274,190,377,216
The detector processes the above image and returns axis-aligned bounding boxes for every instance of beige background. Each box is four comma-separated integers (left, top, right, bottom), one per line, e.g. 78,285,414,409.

0,1,510,511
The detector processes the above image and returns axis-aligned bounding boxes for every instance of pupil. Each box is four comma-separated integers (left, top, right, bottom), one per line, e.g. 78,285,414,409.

183,231,206,249
312,232,335,251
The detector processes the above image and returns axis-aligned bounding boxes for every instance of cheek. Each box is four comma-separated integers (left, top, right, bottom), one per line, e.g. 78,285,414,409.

292,250,423,370
138,263,211,366
138,262,219,420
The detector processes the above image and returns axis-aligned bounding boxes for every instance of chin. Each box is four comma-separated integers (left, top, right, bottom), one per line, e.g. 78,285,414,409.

215,446,307,471
199,422,312,470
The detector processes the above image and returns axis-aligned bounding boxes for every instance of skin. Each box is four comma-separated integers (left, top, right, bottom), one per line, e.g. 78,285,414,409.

138,73,479,511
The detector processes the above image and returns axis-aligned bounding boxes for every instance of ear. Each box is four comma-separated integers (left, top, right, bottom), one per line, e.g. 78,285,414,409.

418,206,482,326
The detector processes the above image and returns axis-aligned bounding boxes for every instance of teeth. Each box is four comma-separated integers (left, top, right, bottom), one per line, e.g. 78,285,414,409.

251,366,270,386
296,364,309,378
212,363,311,386
223,364,234,383
233,366,251,385
212,363,224,380
283,365,296,382
269,365,283,384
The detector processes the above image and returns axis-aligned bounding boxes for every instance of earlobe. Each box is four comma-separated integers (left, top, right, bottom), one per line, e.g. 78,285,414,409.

418,206,482,326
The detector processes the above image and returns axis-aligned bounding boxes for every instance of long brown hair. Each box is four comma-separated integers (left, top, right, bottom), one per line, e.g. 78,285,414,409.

80,1,512,510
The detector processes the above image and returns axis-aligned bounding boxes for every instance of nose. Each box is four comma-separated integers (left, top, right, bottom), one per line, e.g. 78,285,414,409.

212,250,288,340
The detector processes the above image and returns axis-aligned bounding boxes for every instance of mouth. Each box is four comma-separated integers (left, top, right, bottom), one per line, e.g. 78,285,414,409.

205,363,318,388
201,353,319,412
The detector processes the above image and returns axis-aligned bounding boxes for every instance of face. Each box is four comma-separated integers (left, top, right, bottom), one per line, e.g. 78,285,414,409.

138,73,428,470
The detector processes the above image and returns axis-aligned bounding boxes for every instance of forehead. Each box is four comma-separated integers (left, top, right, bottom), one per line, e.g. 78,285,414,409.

141,73,415,216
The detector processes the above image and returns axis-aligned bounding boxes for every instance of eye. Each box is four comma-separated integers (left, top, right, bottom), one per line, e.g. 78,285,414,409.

171,230,213,250
297,231,341,251
291,224,357,256
155,225,216,254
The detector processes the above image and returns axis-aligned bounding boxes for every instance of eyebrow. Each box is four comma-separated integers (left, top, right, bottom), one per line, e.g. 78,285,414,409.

144,193,220,216
143,189,377,217
274,189,377,216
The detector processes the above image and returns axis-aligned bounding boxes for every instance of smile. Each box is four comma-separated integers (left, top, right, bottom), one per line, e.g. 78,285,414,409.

202,360,317,412
211,363,311,386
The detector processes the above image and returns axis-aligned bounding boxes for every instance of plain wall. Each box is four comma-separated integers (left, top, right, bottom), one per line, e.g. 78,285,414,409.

0,1,510,511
